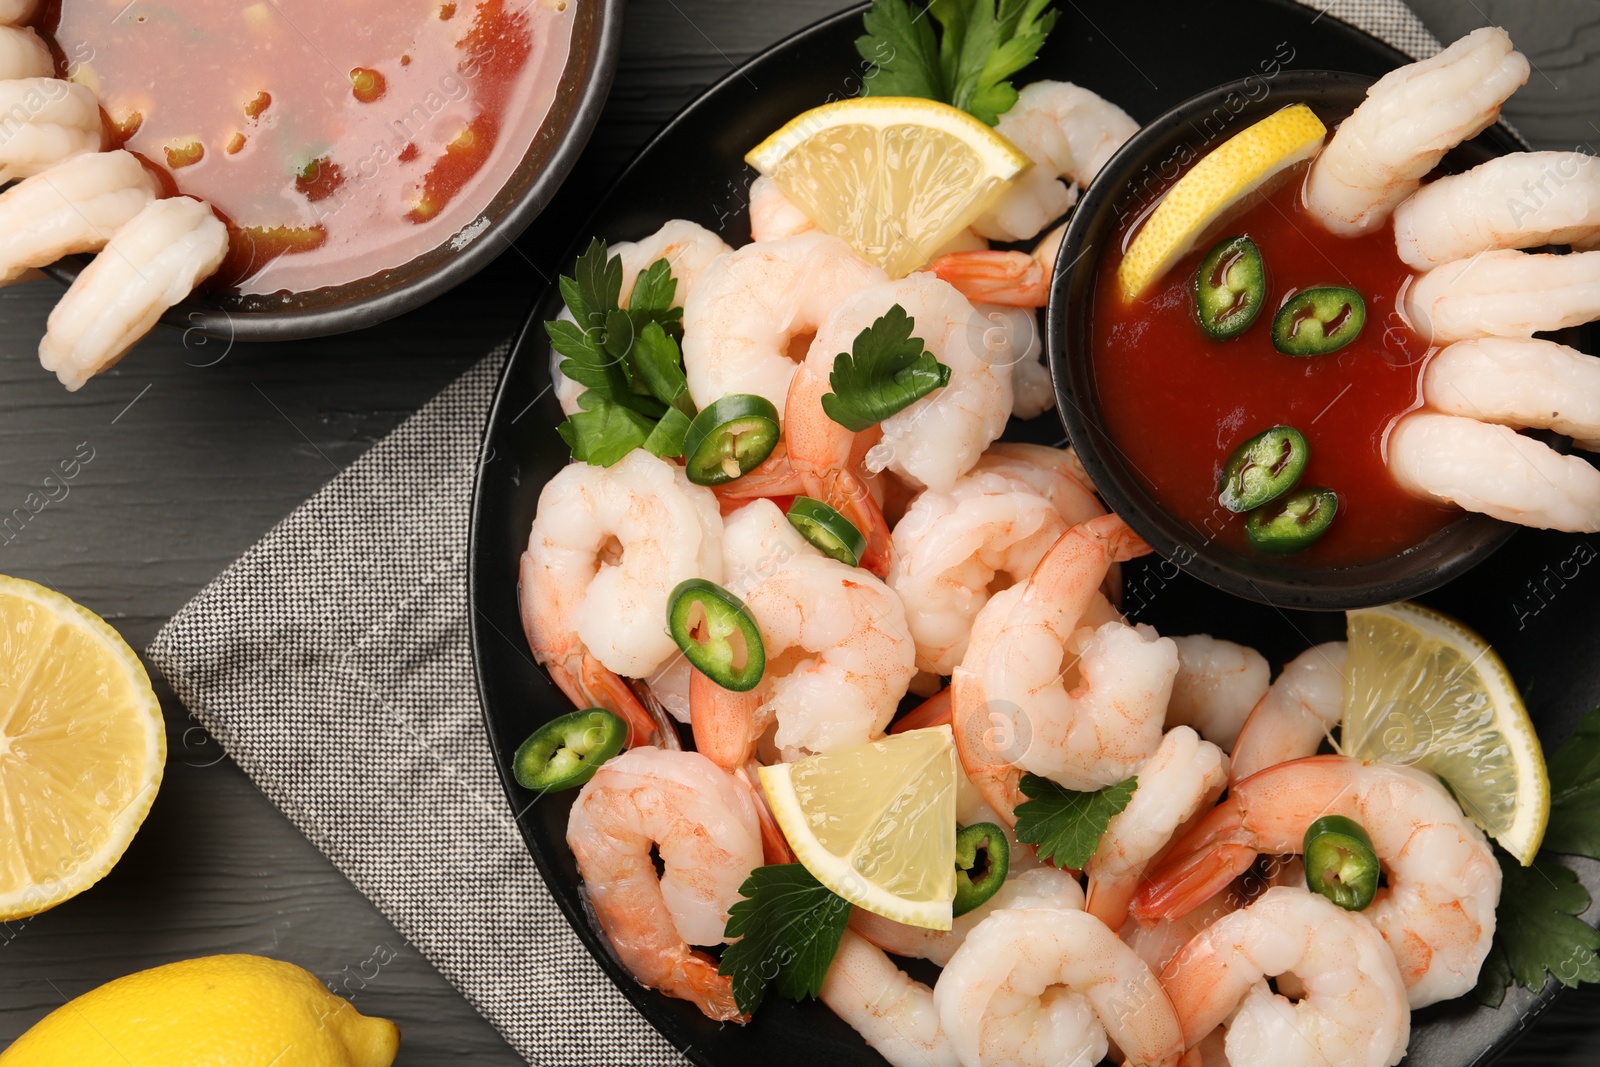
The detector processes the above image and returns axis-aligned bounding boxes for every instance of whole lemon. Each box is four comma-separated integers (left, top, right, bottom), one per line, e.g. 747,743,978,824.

0,955,400,1066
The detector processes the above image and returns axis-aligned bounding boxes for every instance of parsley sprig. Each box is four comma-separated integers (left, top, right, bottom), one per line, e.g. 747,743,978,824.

1012,772,1137,870
856,0,1060,125
718,863,852,1015
547,239,697,466
821,304,952,433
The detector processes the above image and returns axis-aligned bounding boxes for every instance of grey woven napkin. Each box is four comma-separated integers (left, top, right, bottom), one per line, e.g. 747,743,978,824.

147,4,1442,1064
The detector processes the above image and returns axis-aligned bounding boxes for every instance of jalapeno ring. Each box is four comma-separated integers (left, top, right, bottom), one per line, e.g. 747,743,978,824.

953,822,1011,917
1218,425,1309,513
667,578,766,691
1303,814,1380,911
512,707,627,792
1194,236,1267,340
682,394,781,486
1271,286,1366,356
1245,486,1339,555
787,496,868,567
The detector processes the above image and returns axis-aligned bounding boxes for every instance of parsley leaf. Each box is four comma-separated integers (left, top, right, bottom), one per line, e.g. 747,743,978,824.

1474,850,1600,1007
555,393,655,468
1544,707,1600,860
1012,773,1137,870
821,304,952,433
857,0,1059,125
718,863,852,1016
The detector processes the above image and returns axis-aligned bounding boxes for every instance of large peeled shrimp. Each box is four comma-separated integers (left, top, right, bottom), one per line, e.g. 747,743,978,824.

973,81,1138,243
1134,755,1501,1008
822,930,958,1067
934,906,1185,1067
1404,248,1600,344
520,449,723,746
1393,151,1600,269
682,232,887,414
748,174,816,242
0,25,51,78
0,79,104,182
1160,887,1410,1067
1228,642,1347,783
39,196,228,391
1165,635,1271,752
566,748,764,1022
0,150,160,286
1305,27,1529,236
1423,336,1600,449
0,0,38,24
1388,412,1600,532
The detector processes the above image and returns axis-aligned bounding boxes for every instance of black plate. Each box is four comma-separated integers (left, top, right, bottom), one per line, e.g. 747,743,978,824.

470,3,1600,1064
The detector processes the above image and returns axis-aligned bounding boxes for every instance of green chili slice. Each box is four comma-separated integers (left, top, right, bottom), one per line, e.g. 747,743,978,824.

953,822,1010,917
667,578,765,691
1246,486,1339,555
682,394,781,486
1218,426,1309,513
1271,286,1367,356
1303,814,1380,911
1193,236,1266,340
512,707,627,792
786,496,867,567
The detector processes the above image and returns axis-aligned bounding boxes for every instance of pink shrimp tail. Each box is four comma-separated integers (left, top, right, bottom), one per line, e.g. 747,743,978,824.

1129,797,1258,923
737,761,796,865
928,250,1049,308
891,686,952,733
689,668,767,770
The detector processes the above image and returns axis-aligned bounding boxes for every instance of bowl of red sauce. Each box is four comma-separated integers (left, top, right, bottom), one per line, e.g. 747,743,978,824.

1047,70,1527,610
39,0,622,340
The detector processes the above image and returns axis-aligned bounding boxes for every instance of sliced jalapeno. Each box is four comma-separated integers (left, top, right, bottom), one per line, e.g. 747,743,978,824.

512,707,627,792
682,394,781,486
1246,486,1339,555
1271,286,1366,356
1303,814,1380,911
667,578,765,691
1193,236,1266,340
1218,426,1309,513
787,496,867,567
953,822,1010,917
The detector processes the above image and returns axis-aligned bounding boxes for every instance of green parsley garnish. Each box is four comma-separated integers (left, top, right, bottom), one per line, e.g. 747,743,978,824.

856,0,1060,125
820,304,952,433
1012,772,1137,870
547,239,697,466
718,863,852,1015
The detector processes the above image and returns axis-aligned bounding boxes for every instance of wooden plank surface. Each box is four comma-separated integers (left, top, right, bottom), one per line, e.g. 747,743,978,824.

0,0,1596,1062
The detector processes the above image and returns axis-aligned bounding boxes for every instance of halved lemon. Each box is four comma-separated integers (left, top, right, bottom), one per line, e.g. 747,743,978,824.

1343,601,1548,865
760,725,957,929
746,97,1031,278
0,576,165,919
1117,103,1326,301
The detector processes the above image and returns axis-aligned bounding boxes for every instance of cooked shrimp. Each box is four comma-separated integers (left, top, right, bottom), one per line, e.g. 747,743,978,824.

1134,755,1501,1008
681,232,887,414
1404,248,1600,344
970,442,1103,518
553,219,732,415
1160,886,1409,1067
851,866,1084,967
38,195,227,391
1423,336,1600,448
0,25,51,79
788,273,1014,493
749,173,816,242
1388,412,1600,532
1305,27,1529,236
0,0,37,24
566,748,764,1022
1393,151,1600,269
694,499,915,763
520,450,723,746
1228,642,1347,783
960,515,1176,798
1085,727,1228,929
1120,883,1240,978
0,79,104,182
0,150,159,286
973,81,1138,243
935,907,1184,1067
822,930,958,1067
1165,635,1271,751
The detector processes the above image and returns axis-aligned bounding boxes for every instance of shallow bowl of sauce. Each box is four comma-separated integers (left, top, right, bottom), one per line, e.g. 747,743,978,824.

38,0,622,340
1047,70,1529,610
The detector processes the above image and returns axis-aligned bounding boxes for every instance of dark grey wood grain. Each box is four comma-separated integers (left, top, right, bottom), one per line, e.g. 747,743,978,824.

0,1,1595,1062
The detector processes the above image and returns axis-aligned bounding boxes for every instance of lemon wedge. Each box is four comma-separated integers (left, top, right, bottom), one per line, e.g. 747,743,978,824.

746,97,1030,278
1343,601,1548,865
1118,103,1326,301
0,575,164,920
760,725,958,929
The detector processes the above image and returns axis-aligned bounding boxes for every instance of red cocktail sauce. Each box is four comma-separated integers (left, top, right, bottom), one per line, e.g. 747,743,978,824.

1090,172,1457,566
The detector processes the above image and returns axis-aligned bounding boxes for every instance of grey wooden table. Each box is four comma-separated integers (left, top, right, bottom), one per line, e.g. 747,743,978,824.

0,1,1596,1062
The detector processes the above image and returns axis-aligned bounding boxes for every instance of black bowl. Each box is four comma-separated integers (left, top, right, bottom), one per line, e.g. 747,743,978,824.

1046,70,1525,611
41,0,624,343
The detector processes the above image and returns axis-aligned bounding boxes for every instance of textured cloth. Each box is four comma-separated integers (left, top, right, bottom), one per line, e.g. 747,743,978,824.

147,5,1442,1065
